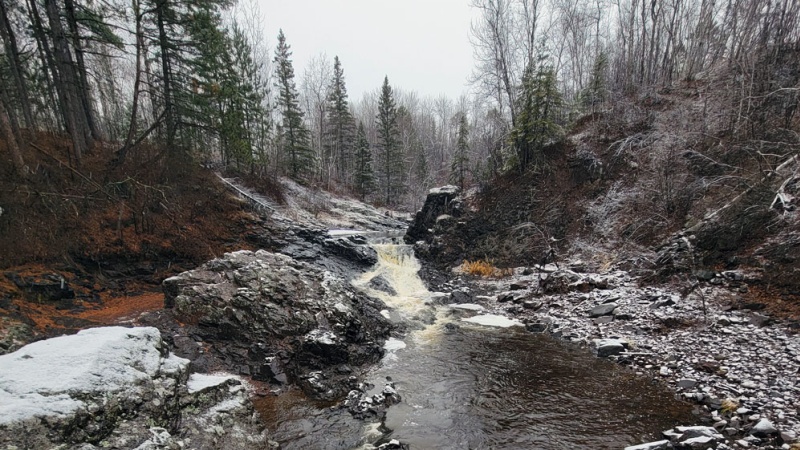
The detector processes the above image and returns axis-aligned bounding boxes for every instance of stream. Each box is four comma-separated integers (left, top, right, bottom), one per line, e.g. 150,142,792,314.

260,240,695,449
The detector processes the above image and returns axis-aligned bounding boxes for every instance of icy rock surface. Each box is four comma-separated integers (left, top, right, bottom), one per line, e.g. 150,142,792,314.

0,326,267,449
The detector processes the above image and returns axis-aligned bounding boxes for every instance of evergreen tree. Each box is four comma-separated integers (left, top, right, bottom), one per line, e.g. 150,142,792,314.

580,51,608,114
450,113,470,190
510,56,562,173
375,76,405,206
352,121,374,200
274,29,314,181
323,56,356,184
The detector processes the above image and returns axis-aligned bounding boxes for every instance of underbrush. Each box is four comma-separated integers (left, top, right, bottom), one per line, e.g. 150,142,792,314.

0,131,260,272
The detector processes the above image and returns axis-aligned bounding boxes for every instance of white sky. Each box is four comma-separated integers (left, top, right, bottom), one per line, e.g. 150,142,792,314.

254,0,477,100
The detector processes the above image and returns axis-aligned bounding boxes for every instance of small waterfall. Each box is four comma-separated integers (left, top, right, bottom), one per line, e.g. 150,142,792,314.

263,236,695,450
353,244,433,323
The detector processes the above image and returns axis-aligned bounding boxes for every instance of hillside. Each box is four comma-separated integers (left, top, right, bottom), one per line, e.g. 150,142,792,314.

409,79,800,321
0,136,271,350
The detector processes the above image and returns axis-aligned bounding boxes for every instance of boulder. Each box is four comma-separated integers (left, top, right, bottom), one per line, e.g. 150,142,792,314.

162,250,392,400
589,303,618,317
594,338,628,357
404,186,461,244
750,418,777,437
0,326,266,449
624,440,670,450
4,271,74,302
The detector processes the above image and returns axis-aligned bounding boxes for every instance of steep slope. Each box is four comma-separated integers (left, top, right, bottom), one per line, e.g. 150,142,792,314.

415,82,800,319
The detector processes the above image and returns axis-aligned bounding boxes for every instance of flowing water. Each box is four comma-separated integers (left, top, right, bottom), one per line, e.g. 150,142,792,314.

260,242,694,449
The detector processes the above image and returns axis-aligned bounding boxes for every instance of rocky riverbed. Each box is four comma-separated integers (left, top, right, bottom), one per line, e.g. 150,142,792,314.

421,261,800,449
2,179,798,449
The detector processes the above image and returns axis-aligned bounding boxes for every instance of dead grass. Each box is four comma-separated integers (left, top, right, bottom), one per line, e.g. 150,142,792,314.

461,259,513,278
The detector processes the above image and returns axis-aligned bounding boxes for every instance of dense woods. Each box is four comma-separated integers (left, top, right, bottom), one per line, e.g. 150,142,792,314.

0,0,798,210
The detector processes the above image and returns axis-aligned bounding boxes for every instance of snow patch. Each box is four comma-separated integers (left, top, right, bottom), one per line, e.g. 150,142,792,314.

450,303,486,312
327,229,365,236
462,314,523,328
187,373,238,394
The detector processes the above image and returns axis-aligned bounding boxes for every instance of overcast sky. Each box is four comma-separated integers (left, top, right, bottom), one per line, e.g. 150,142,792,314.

254,0,477,100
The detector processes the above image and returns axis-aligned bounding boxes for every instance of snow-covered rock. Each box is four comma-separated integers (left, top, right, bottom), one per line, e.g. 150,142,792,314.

0,326,267,449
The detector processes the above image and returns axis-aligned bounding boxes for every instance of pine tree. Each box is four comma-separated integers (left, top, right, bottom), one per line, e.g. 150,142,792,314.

450,113,470,190
510,56,562,173
352,121,374,200
323,56,356,184
274,29,314,181
375,76,405,206
580,51,608,114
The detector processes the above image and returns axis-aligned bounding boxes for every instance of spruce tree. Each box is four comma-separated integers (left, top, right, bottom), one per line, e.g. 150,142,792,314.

580,52,608,114
323,56,356,184
450,113,470,190
510,56,562,173
375,76,405,206
352,122,375,200
274,29,314,181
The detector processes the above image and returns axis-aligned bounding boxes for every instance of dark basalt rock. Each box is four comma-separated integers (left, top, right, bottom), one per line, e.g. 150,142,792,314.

160,249,393,401
404,186,462,245
5,272,74,302
367,275,397,296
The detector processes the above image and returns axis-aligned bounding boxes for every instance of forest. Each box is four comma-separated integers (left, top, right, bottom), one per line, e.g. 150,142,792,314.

2,0,797,211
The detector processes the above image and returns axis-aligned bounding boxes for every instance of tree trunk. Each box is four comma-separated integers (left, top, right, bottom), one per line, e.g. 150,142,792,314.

26,0,60,128
0,0,34,128
63,0,100,141
116,0,143,165
44,0,89,166
155,0,176,149
0,93,27,176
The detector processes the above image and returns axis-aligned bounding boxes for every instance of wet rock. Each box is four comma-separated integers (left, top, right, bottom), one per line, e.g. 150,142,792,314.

450,289,472,304
405,186,461,244
677,378,698,389
377,439,408,449
526,321,549,333
323,235,378,266
522,300,543,310
496,292,515,303
344,381,402,420
510,280,530,290
368,275,397,296
624,440,670,450
162,250,393,400
589,303,618,317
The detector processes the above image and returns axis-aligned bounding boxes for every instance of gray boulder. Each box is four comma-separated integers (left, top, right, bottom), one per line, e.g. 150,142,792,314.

589,303,618,317
0,327,266,449
162,250,392,400
594,338,628,357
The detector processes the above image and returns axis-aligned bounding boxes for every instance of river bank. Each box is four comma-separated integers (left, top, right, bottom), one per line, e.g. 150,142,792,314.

415,256,800,449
